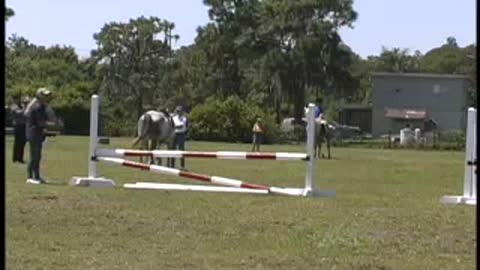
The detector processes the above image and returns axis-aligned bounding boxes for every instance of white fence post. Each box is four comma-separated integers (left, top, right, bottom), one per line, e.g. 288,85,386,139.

304,104,316,194
70,95,116,188
441,107,476,205
303,104,335,198
88,95,99,178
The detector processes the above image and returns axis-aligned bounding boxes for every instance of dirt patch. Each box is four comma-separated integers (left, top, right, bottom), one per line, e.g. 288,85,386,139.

29,195,59,201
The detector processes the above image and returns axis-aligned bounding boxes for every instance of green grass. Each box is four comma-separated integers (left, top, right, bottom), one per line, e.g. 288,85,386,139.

6,136,476,270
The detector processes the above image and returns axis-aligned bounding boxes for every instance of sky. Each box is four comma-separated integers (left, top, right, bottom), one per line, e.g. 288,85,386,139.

5,0,477,59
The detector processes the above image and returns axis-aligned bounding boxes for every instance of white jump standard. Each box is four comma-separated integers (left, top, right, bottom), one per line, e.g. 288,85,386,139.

71,94,335,197
70,95,115,188
441,107,477,206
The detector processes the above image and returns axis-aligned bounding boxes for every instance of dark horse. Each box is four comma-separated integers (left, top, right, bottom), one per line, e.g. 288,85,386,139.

305,105,332,159
314,119,332,159
131,110,175,165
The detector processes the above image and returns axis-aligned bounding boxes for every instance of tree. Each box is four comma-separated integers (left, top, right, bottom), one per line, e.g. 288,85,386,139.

201,0,358,122
5,34,98,134
374,47,420,72
446,36,458,47
92,16,179,119
5,6,14,21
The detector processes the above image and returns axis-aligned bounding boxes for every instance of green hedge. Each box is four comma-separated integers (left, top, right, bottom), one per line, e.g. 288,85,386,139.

188,96,282,144
52,103,90,135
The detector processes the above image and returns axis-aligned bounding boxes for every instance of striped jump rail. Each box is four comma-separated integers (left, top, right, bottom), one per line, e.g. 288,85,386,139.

97,157,302,196
96,149,309,161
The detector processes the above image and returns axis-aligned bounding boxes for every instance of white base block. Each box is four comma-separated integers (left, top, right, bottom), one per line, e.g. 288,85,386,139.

440,195,477,205
303,188,336,198
273,188,305,196
70,177,116,188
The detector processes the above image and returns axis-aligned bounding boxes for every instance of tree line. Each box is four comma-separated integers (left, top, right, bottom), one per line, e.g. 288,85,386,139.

5,1,476,142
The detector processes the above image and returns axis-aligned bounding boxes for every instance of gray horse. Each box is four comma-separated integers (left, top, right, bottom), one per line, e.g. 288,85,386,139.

131,110,175,165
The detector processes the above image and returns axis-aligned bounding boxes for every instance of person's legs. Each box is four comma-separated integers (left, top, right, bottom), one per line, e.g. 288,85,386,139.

170,135,179,168
251,133,257,152
27,141,34,179
13,125,22,162
166,139,175,168
177,133,186,168
18,125,26,162
256,133,262,152
30,141,43,180
27,140,42,179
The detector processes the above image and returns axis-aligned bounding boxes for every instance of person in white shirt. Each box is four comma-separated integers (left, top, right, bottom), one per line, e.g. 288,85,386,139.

251,118,265,152
171,106,189,169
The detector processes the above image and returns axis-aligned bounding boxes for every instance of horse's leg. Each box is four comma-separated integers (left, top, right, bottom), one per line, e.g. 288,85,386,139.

150,139,159,165
317,141,320,159
326,133,331,160
318,136,323,159
140,139,148,163
314,125,321,159
158,141,164,167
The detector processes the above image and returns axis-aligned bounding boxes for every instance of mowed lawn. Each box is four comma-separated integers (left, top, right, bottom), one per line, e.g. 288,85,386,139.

5,136,476,270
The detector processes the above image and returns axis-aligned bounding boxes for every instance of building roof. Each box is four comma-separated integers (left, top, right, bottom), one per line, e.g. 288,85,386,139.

385,108,427,120
371,72,470,80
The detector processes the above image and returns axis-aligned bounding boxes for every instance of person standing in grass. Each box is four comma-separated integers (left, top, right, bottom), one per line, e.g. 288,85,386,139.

24,88,56,184
170,105,189,169
251,117,265,152
10,95,31,163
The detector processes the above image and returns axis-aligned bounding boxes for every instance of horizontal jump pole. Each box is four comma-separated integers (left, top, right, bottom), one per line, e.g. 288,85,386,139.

96,157,304,196
124,182,271,194
96,149,309,161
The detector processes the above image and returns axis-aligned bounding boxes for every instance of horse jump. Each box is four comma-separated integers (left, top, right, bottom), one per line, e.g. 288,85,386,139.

441,107,477,205
71,95,335,197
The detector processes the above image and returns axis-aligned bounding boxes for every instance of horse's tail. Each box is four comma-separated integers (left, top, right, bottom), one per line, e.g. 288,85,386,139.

131,113,152,148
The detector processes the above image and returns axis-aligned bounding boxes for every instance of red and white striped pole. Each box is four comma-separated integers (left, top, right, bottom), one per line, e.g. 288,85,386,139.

96,149,309,161
97,157,302,196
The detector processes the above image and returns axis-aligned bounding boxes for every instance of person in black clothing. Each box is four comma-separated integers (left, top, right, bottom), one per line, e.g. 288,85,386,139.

11,95,31,163
24,88,55,184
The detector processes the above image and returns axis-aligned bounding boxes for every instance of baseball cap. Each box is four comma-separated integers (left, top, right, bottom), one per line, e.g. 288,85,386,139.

36,88,52,97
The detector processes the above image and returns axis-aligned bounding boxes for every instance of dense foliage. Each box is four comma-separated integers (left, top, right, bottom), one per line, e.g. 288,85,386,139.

189,96,281,143
5,3,477,140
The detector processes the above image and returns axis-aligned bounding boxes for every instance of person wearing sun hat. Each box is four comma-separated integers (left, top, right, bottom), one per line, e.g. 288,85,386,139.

251,117,265,152
24,87,55,184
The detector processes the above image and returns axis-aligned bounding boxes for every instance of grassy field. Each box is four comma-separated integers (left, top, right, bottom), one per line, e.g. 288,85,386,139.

5,136,476,270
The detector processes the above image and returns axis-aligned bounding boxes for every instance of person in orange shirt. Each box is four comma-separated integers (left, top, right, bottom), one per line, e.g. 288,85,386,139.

251,118,265,152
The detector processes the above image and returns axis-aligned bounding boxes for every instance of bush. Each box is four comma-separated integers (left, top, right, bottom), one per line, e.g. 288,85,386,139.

100,98,138,137
52,102,90,135
435,130,466,147
281,122,307,143
188,96,282,144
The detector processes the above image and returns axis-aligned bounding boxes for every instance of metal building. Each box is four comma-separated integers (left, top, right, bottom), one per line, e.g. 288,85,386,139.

371,72,471,137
